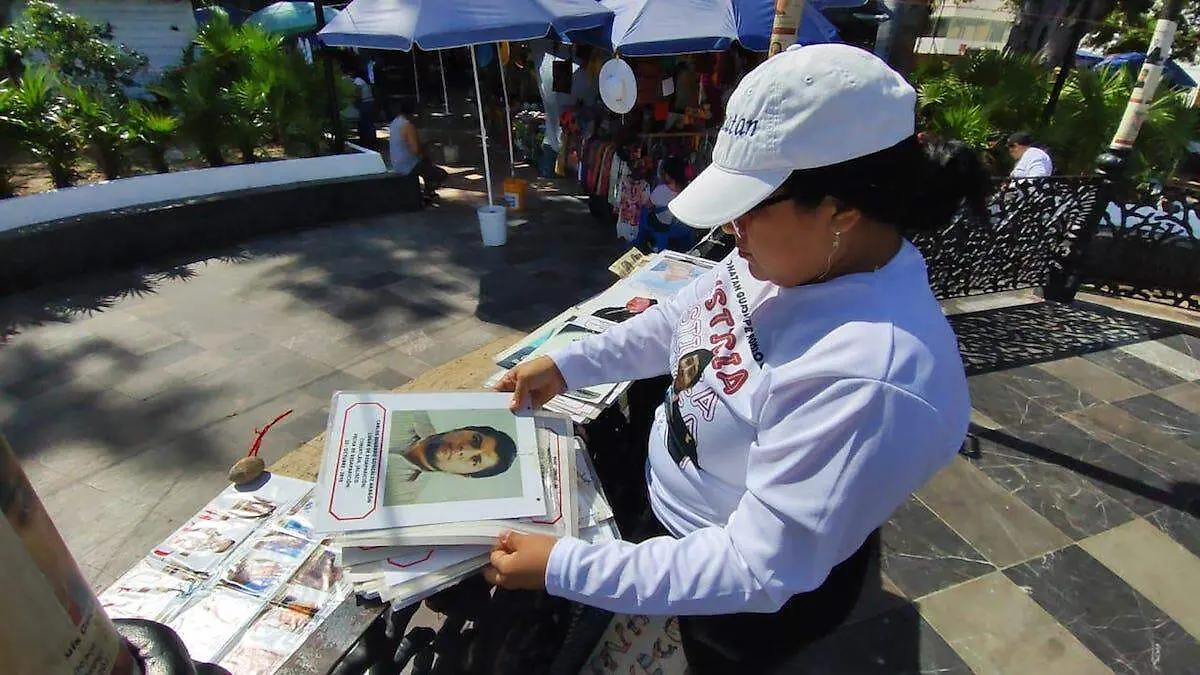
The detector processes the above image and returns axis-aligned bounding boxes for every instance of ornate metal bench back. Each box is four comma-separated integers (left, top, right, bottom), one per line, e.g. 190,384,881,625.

689,176,1106,303
1080,182,1200,311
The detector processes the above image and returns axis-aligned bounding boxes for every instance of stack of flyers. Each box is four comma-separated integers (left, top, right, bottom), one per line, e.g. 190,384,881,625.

312,393,619,606
489,251,717,423
333,417,624,600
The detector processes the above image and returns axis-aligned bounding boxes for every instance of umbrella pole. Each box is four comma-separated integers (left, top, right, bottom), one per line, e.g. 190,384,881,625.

438,51,450,115
412,50,421,103
470,47,495,206
498,43,515,173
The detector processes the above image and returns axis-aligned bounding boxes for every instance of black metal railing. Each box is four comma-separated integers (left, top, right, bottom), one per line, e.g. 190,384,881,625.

691,176,1198,313
1079,183,1200,311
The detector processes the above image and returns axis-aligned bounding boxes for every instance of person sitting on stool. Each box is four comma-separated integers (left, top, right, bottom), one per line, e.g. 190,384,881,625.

389,99,447,203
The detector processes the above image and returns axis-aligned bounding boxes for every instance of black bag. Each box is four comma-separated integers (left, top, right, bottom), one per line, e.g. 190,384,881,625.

552,59,572,94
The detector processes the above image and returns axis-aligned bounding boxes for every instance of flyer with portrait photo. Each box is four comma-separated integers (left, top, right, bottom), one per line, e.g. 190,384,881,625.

152,510,259,574
99,563,198,622
276,492,318,541
168,589,263,663
278,547,347,615
313,392,546,534
218,605,314,675
222,532,314,597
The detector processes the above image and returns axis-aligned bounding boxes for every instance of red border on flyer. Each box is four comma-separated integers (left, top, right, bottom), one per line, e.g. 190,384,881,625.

327,402,387,521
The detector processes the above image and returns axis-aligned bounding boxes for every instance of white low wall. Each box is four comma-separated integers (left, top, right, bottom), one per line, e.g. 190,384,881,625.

0,144,387,233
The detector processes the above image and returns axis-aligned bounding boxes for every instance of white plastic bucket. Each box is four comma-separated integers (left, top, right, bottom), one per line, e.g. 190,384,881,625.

477,205,508,246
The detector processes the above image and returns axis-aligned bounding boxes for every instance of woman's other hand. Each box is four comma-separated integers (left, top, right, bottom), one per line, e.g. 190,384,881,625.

493,355,567,411
482,531,556,591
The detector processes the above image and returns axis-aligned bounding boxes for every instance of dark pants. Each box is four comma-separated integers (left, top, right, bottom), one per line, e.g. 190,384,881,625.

356,100,376,148
611,381,876,674
410,158,447,197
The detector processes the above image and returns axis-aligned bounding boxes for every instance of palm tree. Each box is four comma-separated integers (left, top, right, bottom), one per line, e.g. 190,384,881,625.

128,100,179,173
0,80,20,197
68,85,136,180
7,65,81,188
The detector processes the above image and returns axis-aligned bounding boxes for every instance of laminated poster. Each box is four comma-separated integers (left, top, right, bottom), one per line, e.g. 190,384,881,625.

314,392,546,534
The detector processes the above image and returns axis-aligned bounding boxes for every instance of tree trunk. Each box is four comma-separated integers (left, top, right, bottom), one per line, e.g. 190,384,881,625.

883,0,931,76
1006,0,1115,61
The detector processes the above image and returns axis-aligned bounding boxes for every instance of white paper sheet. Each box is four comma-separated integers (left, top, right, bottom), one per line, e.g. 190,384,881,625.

313,392,546,534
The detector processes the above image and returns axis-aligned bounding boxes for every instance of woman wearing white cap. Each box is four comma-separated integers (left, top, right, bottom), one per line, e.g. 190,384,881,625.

487,44,989,672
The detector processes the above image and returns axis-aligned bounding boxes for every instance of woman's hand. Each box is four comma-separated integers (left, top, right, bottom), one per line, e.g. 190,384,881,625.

482,531,556,591
493,355,567,411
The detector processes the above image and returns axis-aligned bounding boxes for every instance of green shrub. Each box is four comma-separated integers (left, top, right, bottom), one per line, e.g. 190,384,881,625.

6,66,81,188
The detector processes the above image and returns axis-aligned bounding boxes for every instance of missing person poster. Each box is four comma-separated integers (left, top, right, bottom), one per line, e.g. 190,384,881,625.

313,392,546,534
0,434,141,675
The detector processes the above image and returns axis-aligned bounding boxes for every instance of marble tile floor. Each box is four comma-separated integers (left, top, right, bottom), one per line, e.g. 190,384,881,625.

589,299,1200,675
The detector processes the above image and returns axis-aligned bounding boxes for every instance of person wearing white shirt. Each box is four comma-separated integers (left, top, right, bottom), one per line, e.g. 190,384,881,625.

486,45,985,673
1007,131,1053,178
352,71,376,148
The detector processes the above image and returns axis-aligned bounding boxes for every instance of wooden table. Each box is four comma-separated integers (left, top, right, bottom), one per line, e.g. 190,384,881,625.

276,330,523,674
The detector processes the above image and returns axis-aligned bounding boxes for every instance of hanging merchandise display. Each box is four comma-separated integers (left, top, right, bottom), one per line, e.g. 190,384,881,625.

599,58,636,114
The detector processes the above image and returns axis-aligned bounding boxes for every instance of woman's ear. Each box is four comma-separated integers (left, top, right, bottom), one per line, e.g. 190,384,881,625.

821,196,863,233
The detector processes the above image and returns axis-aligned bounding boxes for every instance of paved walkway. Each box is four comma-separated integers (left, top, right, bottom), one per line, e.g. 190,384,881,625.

1,181,624,590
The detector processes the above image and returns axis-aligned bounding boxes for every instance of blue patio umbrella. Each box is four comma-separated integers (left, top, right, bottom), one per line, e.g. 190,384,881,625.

246,2,339,37
571,0,837,57
1094,52,1197,89
317,0,613,50
317,0,615,207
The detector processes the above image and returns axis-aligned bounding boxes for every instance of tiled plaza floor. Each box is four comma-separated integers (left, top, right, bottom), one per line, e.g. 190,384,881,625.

589,297,1200,675
0,183,625,591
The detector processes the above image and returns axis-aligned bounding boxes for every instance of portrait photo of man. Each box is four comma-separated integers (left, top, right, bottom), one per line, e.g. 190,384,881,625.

384,409,521,507
667,349,713,469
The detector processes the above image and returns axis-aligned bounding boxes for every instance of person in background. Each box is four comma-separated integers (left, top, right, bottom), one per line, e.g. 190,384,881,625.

388,99,446,202
646,157,696,252
486,44,987,673
351,69,376,148
1007,131,1053,178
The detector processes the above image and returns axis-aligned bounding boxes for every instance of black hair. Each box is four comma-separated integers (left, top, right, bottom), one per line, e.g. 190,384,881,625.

662,156,688,188
782,135,991,232
460,426,517,478
1007,131,1034,147
676,349,714,390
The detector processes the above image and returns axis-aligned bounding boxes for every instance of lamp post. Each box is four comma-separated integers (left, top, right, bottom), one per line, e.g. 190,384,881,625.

313,0,345,154
1044,0,1185,302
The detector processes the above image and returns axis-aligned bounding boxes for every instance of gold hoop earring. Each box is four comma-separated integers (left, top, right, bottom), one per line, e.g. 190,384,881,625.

817,230,841,281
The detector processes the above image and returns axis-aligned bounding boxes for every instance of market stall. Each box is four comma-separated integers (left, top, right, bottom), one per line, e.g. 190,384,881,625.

319,0,614,243
525,0,841,252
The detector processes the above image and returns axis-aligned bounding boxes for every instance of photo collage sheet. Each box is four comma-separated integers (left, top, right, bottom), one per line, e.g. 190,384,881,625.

489,251,717,423
312,392,617,604
98,475,348,675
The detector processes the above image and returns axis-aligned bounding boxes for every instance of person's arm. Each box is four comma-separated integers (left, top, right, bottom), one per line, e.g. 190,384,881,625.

544,375,964,615
548,268,709,390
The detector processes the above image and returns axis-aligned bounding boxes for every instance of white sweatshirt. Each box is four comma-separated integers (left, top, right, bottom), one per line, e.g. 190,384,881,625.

545,242,969,615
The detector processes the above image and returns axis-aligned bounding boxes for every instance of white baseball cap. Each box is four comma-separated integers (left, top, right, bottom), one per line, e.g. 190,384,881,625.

669,44,917,229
